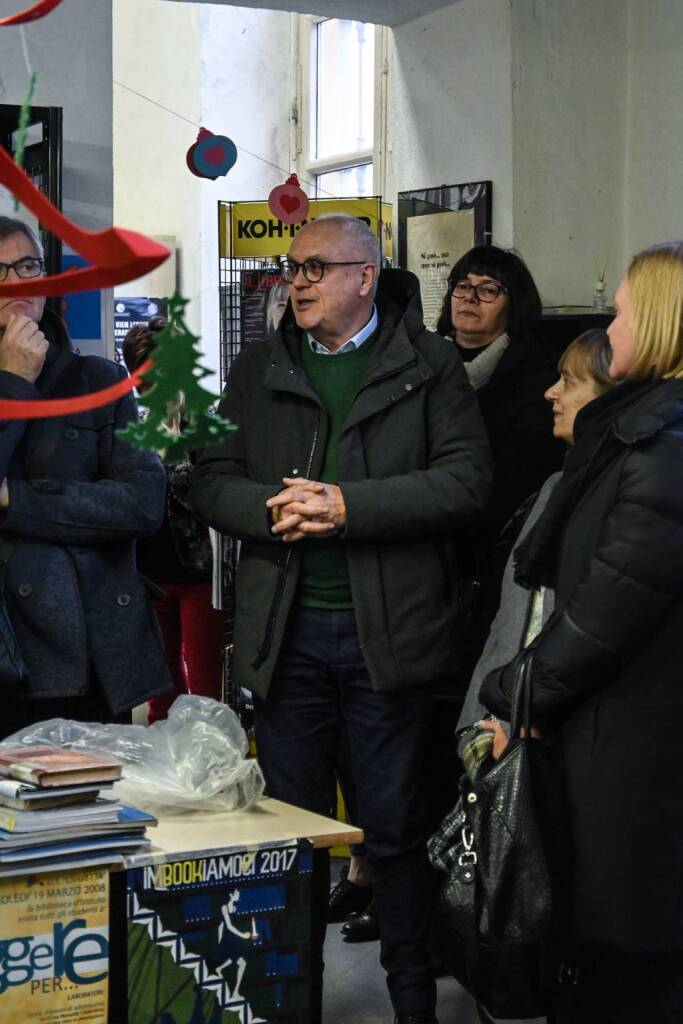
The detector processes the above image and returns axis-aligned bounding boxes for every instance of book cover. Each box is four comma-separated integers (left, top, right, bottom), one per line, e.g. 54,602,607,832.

0,778,113,808
0,746,122,787
0,798,120,833
0,805,157,848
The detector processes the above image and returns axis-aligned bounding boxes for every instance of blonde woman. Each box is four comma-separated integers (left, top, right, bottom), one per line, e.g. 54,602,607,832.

481,241,683,1023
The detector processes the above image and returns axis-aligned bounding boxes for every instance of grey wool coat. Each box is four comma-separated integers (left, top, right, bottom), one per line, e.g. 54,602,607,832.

0,309,171,715
192,268,492,699
458,472,560,729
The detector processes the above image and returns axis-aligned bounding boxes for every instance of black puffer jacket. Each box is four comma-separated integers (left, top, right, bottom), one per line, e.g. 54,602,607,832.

0,309,171,714
481,379,683,951
192,269,492,698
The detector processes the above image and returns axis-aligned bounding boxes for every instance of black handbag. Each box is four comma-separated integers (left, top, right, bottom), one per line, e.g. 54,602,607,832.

428,651,564,1019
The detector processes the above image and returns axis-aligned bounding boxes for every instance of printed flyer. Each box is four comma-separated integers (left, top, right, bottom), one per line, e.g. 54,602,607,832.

127,840,312,1024
0,868,110,1024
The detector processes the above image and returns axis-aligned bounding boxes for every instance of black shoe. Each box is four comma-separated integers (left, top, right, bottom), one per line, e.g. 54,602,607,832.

394,1014,439,1024
328,865,373,923
341,899,380,942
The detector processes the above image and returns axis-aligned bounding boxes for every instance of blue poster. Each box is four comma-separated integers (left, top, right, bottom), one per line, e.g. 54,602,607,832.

127,841,312,1024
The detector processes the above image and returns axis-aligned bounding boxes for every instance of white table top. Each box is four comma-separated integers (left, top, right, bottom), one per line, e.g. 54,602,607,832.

124,797,363,868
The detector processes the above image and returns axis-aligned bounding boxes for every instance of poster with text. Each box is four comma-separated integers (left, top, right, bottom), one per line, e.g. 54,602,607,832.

127,840,312,1024
406,209,475,331
240,270,287,348
0,867,110,1024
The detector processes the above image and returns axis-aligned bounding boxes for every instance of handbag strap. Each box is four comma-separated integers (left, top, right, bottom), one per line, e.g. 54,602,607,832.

509,649,533,738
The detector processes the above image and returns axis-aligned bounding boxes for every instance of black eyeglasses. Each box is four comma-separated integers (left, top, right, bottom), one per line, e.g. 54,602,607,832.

0,257,45,282
278,257,367,284
450,279,508,303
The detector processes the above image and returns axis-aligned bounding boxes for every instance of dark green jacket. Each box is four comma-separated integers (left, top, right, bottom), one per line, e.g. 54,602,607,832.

192,269,492,698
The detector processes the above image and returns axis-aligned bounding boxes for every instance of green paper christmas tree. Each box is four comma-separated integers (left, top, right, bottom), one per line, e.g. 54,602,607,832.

117,291,235,462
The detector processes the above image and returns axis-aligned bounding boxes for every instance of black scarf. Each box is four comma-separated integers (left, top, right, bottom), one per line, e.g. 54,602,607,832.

513,379,661,589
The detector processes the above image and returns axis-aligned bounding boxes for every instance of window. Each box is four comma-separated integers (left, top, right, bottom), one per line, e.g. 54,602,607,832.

294,16,388,200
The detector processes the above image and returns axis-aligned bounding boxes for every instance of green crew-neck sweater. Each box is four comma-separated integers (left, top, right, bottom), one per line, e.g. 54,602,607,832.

298,333,377,607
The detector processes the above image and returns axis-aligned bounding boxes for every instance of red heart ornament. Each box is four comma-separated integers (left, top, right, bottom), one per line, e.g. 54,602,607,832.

269,175,310,226
281,194,301,215
0,145,170,298
204,144,225,166
0,0,64,26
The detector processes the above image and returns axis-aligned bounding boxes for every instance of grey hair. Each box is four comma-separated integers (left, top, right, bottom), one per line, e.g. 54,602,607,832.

0,216,44,260
311,213,381,268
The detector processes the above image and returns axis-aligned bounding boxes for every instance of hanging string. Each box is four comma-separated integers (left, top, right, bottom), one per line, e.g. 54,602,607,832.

113,77,380,217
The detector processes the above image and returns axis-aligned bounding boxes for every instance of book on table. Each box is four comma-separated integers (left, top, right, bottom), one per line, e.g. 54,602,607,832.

0,797,120,833
0,777,115,811
0,745,122,787
0,805,157,849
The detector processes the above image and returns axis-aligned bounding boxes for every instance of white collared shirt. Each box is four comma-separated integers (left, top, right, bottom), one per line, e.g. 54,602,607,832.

307,305,378,355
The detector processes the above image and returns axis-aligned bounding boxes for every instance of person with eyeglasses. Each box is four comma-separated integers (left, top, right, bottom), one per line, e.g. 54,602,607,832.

192,213,492,1024
0,216,171,738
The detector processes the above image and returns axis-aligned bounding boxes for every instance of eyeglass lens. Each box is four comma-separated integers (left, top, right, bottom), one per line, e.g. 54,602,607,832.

280,259,324,283
452,280,503,303
0,258,44,282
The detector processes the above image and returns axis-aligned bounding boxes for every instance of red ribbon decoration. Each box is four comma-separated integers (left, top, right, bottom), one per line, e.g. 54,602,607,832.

0,146,170,297
0,358,153,420
0,0,64,27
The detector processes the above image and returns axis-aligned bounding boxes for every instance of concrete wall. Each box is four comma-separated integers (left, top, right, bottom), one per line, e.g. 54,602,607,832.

510,0,627,305
386,0,683,308
387,0,515,248
624,0,683,262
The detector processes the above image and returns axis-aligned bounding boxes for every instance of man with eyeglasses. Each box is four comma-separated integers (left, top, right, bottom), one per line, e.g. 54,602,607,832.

0,216,170,737
192,213,491,1024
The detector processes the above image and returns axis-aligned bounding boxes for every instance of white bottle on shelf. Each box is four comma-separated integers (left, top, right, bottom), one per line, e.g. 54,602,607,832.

593,279,607,312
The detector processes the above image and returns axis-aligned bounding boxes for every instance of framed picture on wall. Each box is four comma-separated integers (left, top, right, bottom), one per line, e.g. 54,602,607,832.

397,182,492,331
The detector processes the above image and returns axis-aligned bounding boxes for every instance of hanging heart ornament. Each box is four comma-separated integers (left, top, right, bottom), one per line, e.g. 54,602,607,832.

186,128,238,180
268,174,309,226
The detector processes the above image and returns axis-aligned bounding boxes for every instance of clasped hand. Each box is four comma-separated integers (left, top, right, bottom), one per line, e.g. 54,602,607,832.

266,477,346,543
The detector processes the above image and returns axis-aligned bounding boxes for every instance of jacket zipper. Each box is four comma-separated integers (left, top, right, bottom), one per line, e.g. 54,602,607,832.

252,412,321,669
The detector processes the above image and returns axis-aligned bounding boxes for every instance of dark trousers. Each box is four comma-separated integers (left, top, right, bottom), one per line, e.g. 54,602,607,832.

254,606,436,1017
551,945,683,1024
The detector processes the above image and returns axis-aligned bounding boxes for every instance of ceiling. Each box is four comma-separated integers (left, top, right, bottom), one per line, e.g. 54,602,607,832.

165,0,455,28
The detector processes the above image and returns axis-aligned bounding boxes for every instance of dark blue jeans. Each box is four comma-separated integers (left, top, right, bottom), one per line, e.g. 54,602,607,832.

254,606,436,1017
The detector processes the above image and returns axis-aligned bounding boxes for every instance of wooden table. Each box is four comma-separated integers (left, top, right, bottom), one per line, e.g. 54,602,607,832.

116,798,363,1023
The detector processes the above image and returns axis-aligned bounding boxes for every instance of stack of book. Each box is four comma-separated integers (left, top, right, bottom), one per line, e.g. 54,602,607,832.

0,745,157,876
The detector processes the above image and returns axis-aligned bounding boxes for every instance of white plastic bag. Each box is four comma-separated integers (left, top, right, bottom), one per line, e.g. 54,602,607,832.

3,695,264,814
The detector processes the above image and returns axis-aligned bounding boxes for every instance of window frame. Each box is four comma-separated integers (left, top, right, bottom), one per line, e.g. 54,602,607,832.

292,14,389,199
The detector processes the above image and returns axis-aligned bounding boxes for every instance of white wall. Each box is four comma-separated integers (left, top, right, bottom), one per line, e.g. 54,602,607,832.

624,0,683,262
510,0,628,305
387,0,515,248
198,4,293,386
113,0,202,331
114,1,293,387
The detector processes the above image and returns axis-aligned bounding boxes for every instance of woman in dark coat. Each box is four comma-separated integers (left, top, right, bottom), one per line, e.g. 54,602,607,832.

436,245,564,538
481,240,683,1023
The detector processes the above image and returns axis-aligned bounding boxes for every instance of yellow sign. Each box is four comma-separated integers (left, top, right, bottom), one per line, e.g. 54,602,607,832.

220,197,393,261
0,867,109,1023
